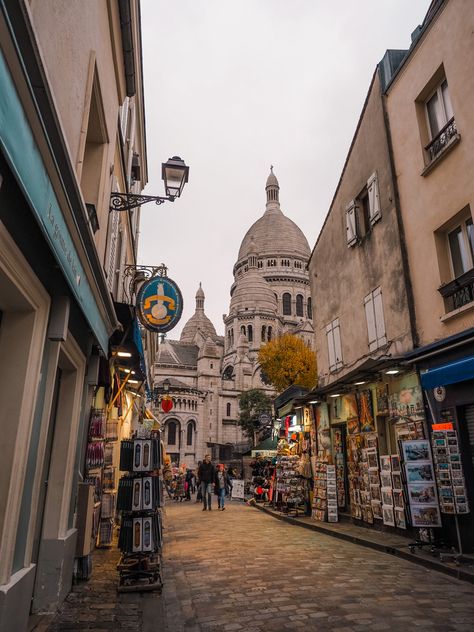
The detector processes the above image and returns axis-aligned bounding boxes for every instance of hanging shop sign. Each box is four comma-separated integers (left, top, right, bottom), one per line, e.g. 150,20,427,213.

161,396,173,413
136,276,183,333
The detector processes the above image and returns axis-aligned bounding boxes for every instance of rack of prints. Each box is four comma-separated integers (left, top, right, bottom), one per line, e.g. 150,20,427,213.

432,429,469,514
312,462,327,521
326,465,338,522
332,428,346,508
379,454,407,528
402,440,442,528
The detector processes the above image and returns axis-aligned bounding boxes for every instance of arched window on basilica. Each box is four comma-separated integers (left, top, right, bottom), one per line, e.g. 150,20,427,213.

247,324,253,342
261,325,266,342
186,421,195,446
307,297,312,319
241,325,246,336
226,402,231,417
283,292,292,315
167,420,177,445
296,294,304,317
223,365,234,380
268,326,272,341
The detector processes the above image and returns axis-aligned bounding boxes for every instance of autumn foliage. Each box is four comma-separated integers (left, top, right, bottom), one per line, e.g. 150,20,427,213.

258,334,317,393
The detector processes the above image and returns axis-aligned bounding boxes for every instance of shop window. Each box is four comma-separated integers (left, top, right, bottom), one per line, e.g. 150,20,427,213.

247,324,253,342
282,293,292,315
226,402,231,417
296,294,304,317
167,421,177,445
326,318,343,372
364,287,387,351
307,297,313,320
80,64,108,224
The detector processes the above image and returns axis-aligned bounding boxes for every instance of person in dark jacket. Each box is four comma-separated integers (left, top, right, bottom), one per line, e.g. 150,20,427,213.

214,464,232,510
197,454,215,511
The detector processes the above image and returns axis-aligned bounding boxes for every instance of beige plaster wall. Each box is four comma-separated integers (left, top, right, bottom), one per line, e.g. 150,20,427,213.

385,0,474,345
310,71,413,386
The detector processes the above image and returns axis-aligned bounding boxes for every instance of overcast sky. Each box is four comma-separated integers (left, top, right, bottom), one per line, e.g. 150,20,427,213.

138,0,431,339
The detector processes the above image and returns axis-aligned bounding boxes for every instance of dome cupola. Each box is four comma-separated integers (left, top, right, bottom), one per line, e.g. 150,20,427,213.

180,283,218,343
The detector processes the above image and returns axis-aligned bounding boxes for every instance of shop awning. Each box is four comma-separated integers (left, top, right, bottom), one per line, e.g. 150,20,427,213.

112,302,148,385
420,355,474,389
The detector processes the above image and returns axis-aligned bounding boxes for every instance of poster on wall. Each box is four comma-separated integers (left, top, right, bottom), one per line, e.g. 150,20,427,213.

342,394,360,434
315,404,331,461
358,390,375,432
376,384,389,416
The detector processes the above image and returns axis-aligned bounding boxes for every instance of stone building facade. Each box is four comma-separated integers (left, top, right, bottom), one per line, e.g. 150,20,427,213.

153,170,313,467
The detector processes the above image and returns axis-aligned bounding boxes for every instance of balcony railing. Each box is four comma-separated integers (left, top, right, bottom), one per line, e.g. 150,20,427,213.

438,268,474,313
425,117,458,162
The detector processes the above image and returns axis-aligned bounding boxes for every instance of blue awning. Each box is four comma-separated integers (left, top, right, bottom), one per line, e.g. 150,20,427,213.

420,355,474,389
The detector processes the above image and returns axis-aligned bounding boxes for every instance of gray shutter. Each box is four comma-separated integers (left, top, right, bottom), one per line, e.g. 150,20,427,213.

333,319,343,368
364,292,377,351
346,200,358,247
373,287,387,347
367,172,381,225
326,322,336,370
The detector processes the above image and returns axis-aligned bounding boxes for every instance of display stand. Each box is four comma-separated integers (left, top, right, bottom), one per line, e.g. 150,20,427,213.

274,455,306,516
116,432,163,592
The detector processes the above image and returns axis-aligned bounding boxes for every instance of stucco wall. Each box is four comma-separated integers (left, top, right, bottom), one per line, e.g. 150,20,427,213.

385,0,474,345
310,70,413,385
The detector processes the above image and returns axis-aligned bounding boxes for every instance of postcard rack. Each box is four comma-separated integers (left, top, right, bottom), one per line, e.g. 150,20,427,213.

117,433,164,593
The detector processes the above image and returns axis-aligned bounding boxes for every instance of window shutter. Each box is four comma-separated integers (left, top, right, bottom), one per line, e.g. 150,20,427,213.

367,172,381,225
326,322,336,370
364,293,377,351
373,287,387,347
333,319,343,368
346,200,358,247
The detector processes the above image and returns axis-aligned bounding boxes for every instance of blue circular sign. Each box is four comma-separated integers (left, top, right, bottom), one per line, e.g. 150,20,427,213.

136,276,183,333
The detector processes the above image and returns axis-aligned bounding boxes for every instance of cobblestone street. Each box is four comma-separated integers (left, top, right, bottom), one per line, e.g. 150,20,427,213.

46,499,474,632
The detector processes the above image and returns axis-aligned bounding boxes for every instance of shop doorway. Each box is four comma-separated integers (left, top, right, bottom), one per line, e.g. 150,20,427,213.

30,368,62,573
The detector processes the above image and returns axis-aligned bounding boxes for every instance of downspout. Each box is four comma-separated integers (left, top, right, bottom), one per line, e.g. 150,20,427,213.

380,80,419,349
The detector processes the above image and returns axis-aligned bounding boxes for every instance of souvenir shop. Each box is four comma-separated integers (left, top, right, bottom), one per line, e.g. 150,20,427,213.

307,369,451,538
407,335,474,553
269,388,314,516
76,307,165,590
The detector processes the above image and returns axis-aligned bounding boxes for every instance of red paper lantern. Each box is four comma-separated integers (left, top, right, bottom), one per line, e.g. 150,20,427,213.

161,396,173,413
256,486,263,495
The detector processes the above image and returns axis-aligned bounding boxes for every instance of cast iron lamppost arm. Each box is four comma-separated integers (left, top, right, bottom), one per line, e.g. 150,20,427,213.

109,156,189,212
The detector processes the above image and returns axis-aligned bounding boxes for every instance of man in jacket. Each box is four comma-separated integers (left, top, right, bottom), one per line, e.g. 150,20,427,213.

198,454,215,511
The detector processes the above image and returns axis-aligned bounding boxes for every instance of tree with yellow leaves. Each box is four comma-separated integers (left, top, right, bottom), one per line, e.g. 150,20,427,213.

258,334,317,393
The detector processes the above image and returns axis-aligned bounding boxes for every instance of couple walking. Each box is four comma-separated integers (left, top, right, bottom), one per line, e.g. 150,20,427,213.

198,454,232,511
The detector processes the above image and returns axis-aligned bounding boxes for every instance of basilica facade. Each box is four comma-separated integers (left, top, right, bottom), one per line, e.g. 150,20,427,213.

153,169,313,467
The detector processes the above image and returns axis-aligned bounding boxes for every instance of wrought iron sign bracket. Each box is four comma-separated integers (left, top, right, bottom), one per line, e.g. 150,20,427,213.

109,192,175,212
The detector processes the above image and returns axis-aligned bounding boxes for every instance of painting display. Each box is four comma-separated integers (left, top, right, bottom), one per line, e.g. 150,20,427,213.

402,439,441,528
431,429,470,515
358,390,375,432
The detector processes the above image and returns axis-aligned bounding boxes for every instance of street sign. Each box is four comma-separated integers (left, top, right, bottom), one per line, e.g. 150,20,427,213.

259,412,271,425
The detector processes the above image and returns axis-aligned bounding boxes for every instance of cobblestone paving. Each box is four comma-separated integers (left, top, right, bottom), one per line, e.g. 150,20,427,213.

46,546,152,631
162,500,474,632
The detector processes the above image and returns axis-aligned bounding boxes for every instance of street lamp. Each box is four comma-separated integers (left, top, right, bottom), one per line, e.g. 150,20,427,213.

110,156,189,212
162,378,171,393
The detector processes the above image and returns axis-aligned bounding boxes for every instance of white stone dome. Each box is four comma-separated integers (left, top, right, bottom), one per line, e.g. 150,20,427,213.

238,169,310,261
230,269,278,314
180,284,218,343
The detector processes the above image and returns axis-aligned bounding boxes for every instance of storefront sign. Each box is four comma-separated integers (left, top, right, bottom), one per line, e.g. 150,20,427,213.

432,423,454,431
0,52,111,351
136,276,183,333
231,480,245,500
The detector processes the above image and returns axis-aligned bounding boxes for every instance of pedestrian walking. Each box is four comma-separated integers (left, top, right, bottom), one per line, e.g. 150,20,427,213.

185,469,194,501
214,464,232,511
197,454,215,511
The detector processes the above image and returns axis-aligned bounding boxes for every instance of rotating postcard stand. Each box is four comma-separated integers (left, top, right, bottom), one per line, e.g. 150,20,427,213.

116,431,164,592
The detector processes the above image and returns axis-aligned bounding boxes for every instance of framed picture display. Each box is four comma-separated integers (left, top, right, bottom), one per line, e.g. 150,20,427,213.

380,455,391,472
380,472,392,488
410,505,442,527
407,483,437,505
402,440,430,462
394,508,407,529
371,500,383,520
405,462,435,483
382,505,395,526
390,455,401,473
